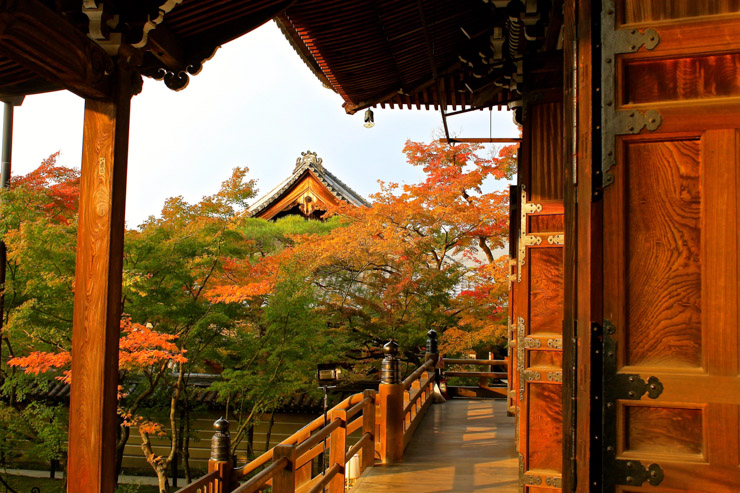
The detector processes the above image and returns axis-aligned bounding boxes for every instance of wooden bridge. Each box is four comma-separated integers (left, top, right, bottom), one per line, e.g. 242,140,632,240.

176,337,515,493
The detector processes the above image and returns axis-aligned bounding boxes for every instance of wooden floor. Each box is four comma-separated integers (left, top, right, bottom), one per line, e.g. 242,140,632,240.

352,399,518,492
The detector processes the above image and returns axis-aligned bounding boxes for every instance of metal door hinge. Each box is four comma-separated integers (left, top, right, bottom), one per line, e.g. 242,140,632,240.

522,473,542,485
523,369,541,381
547,234,564,245
547,371,562,383
612,28,659,54
517,186,542,281
612,459,664,487
602,319,665,490
545,475,562,488
603,320,664,401
547,337,562,349
601,0,662,187
517,317,526,401
522,336,541,348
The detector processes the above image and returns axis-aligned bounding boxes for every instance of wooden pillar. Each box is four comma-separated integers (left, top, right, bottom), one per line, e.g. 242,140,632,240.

378,341,404,464
66,63,132,493
377,382,404,463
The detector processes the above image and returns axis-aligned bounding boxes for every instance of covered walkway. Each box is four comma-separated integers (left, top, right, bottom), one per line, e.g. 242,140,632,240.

353,399,518,492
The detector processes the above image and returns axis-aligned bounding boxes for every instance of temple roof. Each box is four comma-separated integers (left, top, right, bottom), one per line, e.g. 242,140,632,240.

277,0,562,114
247,150,369,219
1,1,561,114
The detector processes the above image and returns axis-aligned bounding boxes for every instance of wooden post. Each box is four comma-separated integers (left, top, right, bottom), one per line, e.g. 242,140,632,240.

328,409,347,493
273,443,296,493
411,379,421,421
361,389,376,471
378,341,404,463
207,418,233,493
294,455,312,489
66,62,133,493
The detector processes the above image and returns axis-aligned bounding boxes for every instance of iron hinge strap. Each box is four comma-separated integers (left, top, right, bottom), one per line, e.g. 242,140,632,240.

601,0,662,187
517,185,542,281
602,319,665,489
612,459,664,487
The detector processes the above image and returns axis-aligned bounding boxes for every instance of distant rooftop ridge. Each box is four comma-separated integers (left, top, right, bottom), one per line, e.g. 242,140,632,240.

247,150,370,218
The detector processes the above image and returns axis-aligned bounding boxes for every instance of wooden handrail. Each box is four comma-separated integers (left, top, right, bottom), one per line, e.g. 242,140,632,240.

443,358,508,366
346,395,371,419
345,433,372,463
233,392,367,480
232,457,289,493
174,470,219,493
308,463,342,493
444,371,508,379
402,359,434,389
404,375,432,415
295,418,341,457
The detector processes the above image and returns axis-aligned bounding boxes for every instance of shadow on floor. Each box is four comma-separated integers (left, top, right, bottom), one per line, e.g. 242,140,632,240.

352,399,518,492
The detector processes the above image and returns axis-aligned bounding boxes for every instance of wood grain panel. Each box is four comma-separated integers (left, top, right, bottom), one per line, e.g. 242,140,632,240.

529,247,564,335
529,102,564,202
624,139,702,368
527,383,562,471
68,76,131,493
623,53,740,105
623,405,704,456
529,350,562,368
529,214,565,233
619,0,740,25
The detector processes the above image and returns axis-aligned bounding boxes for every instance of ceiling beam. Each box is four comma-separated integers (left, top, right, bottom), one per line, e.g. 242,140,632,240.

416,0,450,141
0,0,114,100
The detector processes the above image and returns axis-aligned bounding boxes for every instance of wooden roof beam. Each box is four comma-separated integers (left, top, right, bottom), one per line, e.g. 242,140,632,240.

0,0,114,100
416,0,449,141
144,24,185,72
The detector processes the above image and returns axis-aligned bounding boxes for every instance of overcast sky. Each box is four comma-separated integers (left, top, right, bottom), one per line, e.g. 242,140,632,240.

2,21,518,228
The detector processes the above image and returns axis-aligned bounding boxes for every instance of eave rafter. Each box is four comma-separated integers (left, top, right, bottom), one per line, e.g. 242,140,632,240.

0,0,298,100
0,0,115,101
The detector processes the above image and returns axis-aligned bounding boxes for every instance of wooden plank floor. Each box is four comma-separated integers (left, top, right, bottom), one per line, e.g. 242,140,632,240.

352,399,518,492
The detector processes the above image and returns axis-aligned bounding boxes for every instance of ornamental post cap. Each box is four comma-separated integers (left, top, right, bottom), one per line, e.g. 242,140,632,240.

383,340,399,357
213,417,229,433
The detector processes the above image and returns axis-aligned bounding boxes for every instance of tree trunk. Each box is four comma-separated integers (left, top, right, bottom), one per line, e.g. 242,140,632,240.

154,464,170,493
183,405,192,483
264,409,276,452
247,423,254,460
115,422,130,484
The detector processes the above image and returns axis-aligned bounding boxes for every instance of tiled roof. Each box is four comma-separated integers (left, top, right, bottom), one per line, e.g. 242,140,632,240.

247,150,370,218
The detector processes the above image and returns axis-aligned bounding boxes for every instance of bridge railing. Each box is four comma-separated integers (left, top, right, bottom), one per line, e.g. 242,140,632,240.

441,356,509,398
178,336,442,493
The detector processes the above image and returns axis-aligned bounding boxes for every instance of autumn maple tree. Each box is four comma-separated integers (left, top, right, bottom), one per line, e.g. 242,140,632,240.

208,139,515,368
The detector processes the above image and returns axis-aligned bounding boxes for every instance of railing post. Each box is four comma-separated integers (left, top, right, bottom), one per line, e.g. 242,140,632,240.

208,418,233,493
410,379,421,422
273,443,296,493
426,329,446,404
362,389,376,471
378,340,404,463
328,409,347,493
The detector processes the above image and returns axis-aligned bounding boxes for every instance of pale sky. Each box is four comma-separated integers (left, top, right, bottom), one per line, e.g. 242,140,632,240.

2,21,518,228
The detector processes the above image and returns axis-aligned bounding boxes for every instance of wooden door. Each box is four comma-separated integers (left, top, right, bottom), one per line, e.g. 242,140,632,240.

515,99,565,492
600,2,740,490
508,185,520,417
